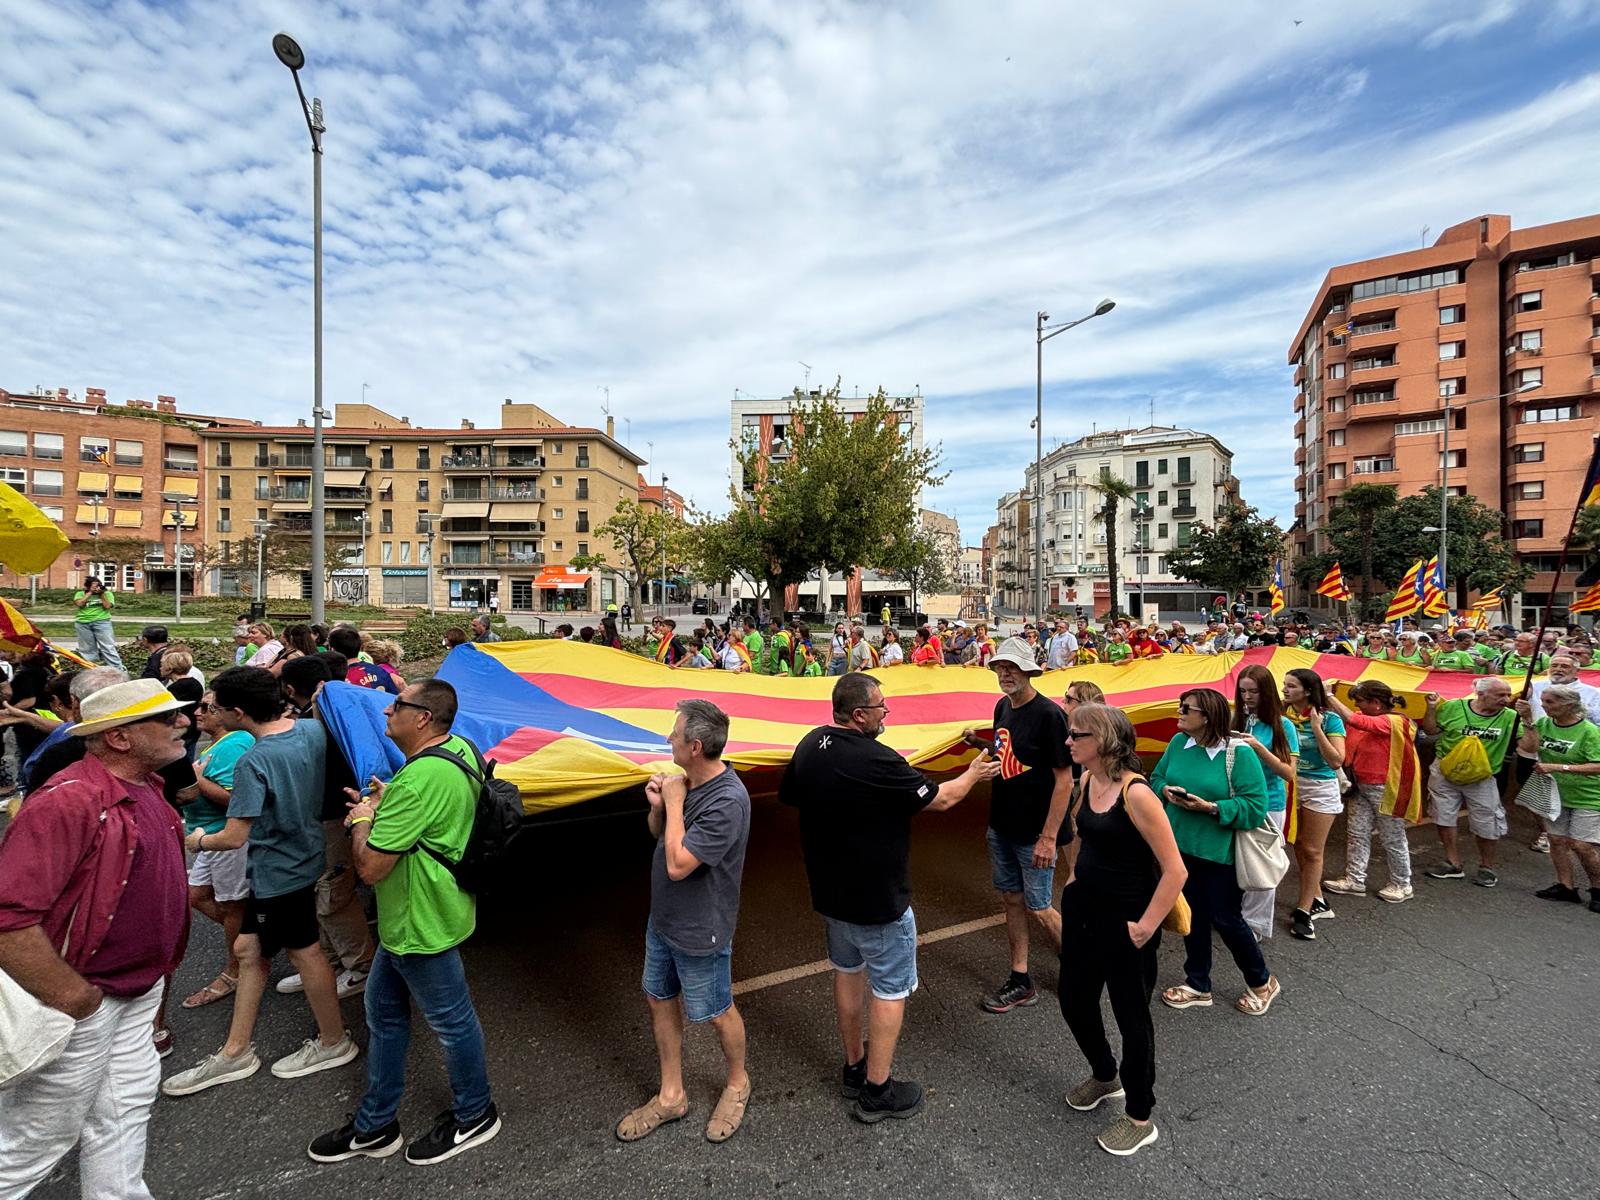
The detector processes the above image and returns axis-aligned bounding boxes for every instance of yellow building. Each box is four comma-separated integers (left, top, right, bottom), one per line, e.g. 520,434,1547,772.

196,401,644,614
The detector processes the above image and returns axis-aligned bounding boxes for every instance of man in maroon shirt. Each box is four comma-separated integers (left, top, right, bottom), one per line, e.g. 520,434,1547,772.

0,678,192,1199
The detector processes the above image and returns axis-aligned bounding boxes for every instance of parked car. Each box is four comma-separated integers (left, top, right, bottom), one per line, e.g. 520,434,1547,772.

691,597,720,615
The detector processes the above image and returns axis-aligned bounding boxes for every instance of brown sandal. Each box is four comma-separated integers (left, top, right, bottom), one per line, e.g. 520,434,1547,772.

180,974,237,1009
615,1095,689,1142
704,1081,751,1143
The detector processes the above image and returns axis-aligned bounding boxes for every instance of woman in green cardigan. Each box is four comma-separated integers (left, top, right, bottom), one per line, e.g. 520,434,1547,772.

1150,688,1282,1017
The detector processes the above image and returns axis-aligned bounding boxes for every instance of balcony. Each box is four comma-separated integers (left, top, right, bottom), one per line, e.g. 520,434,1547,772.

437,551,486,567
254,453,271,466
216,520,232,533
486,521,546,535
276,516,368,535
323,488,372,506
162,458,199,472
1172,505,1197,518
267,485,372,503
441,526,489,539
263,452,371,469
1348,320,1397,339
328,454,372,469
1352,459,1397,476
490,551,545,566
441,454,490,471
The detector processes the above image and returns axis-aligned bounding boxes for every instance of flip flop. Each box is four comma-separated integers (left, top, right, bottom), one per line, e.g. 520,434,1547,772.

615,1095,689,1142
181,974,238,1010
704,1081,751,1144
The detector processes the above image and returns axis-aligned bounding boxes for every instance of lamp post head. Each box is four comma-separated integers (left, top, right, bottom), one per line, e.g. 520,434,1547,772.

272,33,305,72
1094,299,1116,317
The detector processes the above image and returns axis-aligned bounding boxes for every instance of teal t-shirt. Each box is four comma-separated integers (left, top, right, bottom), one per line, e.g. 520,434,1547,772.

366,734,479,955
1532,717,1600,811
1247,716,1299,812
227,720,328,899
1290,710,1346,779
72,589,115,623
183,730,256,835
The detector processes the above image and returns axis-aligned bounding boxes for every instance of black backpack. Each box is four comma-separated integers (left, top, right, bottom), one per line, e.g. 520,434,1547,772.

410,738,523,894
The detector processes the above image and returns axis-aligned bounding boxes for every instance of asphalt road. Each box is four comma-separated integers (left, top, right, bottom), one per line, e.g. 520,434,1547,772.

28,790,1600,1200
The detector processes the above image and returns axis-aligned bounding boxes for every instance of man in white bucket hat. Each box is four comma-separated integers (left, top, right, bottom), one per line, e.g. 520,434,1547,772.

0,679,193,1198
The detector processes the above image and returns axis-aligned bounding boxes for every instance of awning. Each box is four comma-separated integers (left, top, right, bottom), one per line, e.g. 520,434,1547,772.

75,503,110,523
114,475,143,494
77,472,109,493
442,501,490,518
532,568,591,590
378,477,393,493
162,476,199,497
325,470,366,487
489,502,542,521
113,511,143,528
162,511,197,528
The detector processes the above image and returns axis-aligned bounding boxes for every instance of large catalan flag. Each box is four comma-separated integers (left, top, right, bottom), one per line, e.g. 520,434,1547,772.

314,641,1600,814
1268,561,1286,614
1384,560,1424,622
1471,585,1505,612
1315,562,1353,602
1571,581,1600,615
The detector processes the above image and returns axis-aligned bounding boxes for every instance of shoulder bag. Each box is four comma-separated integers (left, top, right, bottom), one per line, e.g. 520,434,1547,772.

1226,737,1290,891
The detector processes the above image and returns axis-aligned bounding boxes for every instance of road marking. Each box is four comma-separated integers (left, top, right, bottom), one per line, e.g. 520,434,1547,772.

732,913,1004,997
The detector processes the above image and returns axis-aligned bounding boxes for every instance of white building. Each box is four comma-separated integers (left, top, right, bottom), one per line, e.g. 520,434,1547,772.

957,546,984,589
1013,425,1240,620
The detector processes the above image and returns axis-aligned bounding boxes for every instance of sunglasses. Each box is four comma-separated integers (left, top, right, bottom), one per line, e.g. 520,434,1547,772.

1177,702,1196,714
132,710,185,727
390,698,431,716
1065,729,1096,741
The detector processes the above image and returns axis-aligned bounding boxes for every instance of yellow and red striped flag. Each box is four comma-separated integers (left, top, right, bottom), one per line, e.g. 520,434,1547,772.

1384,560,1424,622
1421,556,1449,618
1268,561,1286,614
1571,581,1600,615
1471,585,1505,612
1315,562,1353,602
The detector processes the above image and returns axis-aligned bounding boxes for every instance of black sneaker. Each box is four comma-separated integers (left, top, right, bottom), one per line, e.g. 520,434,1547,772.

1425,862,1465,880
852,1078,924,1124
404,1104,501,1166
307,1117,402,1163
1535,883,1582,903
841,1055,867,1099
980,978,1039,1014
1590,892,1600,915
1308,896,1336,922
1289,909,1316,940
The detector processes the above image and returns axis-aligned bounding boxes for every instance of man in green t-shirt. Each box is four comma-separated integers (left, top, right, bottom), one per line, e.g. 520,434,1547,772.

1431,631,1485,673
318,679,499,1166
741,617,764,673
1495,632,1550,677
1420,679,1516,887
71,576,125,669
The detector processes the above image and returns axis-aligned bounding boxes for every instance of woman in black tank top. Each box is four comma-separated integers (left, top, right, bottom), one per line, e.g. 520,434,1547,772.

1058,703,1188,1158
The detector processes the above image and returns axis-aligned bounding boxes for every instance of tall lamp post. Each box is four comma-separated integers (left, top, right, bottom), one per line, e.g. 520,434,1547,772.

252,518,274,608
1034,299,1115,620
419,512,442,615
659,473,669,612
272,32,327,625
165,493,188,621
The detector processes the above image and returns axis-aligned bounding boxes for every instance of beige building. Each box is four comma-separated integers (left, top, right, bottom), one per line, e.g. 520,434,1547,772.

196,401,644,614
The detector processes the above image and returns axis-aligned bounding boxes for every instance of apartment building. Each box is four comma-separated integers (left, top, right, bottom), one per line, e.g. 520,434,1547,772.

919,508,961,583
1017,426,1240,619
992,490,1030,614
197,401,644,613
1289,213,1600,622
0,386,253,592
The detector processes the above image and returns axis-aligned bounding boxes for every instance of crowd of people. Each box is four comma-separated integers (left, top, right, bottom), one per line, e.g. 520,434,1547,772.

0,597,1595,1193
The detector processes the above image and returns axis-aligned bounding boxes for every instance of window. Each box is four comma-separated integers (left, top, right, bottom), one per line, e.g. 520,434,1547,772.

1395,419,1445,436
1156,490,1168,506
0,467,24,486
0,430,26,456
419,541,431,564
1353,457,1395,475
576,478,589,500
1328,396,1346,413
218,506,232,532
1135,556,1150,575
1177,522,1193,546
1157,459,1168,475
552,507,564,519
215,444,232,467
416,448,430,469
1439,378,1465,397
1157,522,1169,539
379,447,393,469
1327,363,1346,379
37,505,64,520
1512,519,1544,538
1518,367,1543,389
1135,461,1150,487
79,437,109,463
31,469,64,496
576,510,589,533
1328,462,1346,480
1514,290,1543,311
551,442,562,454
553,540,563,552
33,433,63,460
1514,481,1545,500
416,480,430,501
1513,442,1544,463
1439,341,1465,360
1135,491,1150,511
1176,488,1192,509
381,541,393,564
1329,429,1346,446
575,443,589,467
217,474,231,500
1351,266,1460,301
1350,352,1395,371
1516,329,1543,351
577,541,588,557
1439,305,1464,324
1352,387,1397,406
1439,449,1466,469
400,541,411,563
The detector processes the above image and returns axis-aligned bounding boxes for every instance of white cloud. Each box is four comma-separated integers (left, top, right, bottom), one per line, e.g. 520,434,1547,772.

2,0,1598,548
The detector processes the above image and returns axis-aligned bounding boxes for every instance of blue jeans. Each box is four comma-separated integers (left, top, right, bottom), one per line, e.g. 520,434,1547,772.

74,620,124,670
356,945,492,1133
986,828,1057,911
824,908,918,1000
828,658,847,676
641,919,734,1023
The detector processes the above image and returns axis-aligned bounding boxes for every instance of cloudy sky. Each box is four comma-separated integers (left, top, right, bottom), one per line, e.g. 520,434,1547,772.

5,0,1600,542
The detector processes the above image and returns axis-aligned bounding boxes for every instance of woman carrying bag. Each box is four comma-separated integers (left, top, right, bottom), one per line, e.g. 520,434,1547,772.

1058,703,1186,1158
1152,688,1282,1017
1232,664,1299,940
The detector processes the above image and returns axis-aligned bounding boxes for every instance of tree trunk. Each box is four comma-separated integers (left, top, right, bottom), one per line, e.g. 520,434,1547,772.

1358,515,1374,612
1105,499,1121,618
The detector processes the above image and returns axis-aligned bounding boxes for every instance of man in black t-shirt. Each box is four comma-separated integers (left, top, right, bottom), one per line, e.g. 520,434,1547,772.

780,673,999,1125
968,637,1073,1015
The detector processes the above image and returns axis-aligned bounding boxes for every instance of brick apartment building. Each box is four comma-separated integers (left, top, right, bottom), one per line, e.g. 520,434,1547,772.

197,401,645,613
0,386,255,593
1289,213,1600,624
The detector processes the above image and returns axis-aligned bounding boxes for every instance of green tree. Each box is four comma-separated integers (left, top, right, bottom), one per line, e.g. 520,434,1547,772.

578,497,686,608
194,532,314,596
712,383,944,615
69,536,147,579
1165,503,1283,599
878,528,954,620
1090,471,1137,619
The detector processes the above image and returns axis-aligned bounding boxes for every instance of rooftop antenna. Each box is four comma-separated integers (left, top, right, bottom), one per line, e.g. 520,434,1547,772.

361,382,369,404
798,361,812,393
1149,395,1155,425
646,440,654,485
598,385,610,417
1421,224,1430,247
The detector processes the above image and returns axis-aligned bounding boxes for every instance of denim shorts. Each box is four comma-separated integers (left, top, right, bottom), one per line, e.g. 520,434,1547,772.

642,919,734,1023
986,828,1057,911
824,908,918,1001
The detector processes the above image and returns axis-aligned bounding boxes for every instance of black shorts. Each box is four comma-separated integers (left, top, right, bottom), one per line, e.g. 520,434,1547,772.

242,884,320,960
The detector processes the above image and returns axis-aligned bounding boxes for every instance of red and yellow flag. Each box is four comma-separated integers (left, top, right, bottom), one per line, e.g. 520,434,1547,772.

1570,581,1600,615
1315,563,1353,602
1384,560,1424,622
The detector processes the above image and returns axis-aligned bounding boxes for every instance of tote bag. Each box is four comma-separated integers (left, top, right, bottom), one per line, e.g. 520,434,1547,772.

0,969,75,1089
1225,739,1290,890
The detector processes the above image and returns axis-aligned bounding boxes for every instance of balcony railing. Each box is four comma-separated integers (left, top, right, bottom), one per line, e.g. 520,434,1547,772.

491,551,545,566
277,516,368,534
162,459,199,472
270,486,374,502
1172,505,1197,518
486,521,545,535
262,452,373,468
441,454,489,470
1353,460,1396,475
442,452,547,471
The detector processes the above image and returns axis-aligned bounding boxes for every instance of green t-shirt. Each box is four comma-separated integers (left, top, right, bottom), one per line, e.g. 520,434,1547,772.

72,588,115,623
1431,650,1482,672
1391,648,1427,665
183,730,256,835
1497,651,1550,677
1533,717,1600,810
1103,641,1132,662
766,631,790,676
1433,699,1519,773
367,734,479,955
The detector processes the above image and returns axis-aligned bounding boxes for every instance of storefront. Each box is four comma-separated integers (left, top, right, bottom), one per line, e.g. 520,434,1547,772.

447,576,496,610
530,566,591,611
381,567,430,606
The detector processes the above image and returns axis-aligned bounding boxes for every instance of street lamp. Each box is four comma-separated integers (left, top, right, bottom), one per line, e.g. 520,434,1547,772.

252,518,274,607
273,31,328,625
164,493,189,622
1034,299,1115,620
659,473,669,612
351,511,370,604
419,512,443,615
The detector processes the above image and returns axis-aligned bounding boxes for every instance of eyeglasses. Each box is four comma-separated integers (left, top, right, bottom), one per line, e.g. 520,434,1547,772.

195,702,215,714
1177,702,1196,714
1065,729,1096,741
856,703,890,715
390,699,431,716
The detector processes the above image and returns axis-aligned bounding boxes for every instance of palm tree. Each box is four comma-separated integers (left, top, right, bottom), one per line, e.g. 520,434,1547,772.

1091,470,1138,618
1338,483,1398,613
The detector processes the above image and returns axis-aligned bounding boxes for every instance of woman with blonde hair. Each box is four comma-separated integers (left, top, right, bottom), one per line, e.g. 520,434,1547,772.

1058,702,1186,1157
158,645,207,686
368,638,408,689
244,621,285,669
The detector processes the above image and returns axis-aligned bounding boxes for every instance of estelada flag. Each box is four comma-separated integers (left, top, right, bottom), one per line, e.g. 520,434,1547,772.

1384,560,1424,622
1268,561,1286,614
1570,581,1600,615
1316,563,1353,602
1471,585,1504,611
1421,555,1449,618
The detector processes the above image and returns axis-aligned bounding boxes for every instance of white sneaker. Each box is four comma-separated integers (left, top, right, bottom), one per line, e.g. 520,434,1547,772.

336,968,369,1000
161,1046,261,1097
1377,882,1414,904
1531,833,1550,854
275,973,305,995
270,1032,360,1080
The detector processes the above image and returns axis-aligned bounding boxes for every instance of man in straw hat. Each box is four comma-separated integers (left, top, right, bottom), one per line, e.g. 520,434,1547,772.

0,679,193,1198
966,637,1074,1014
